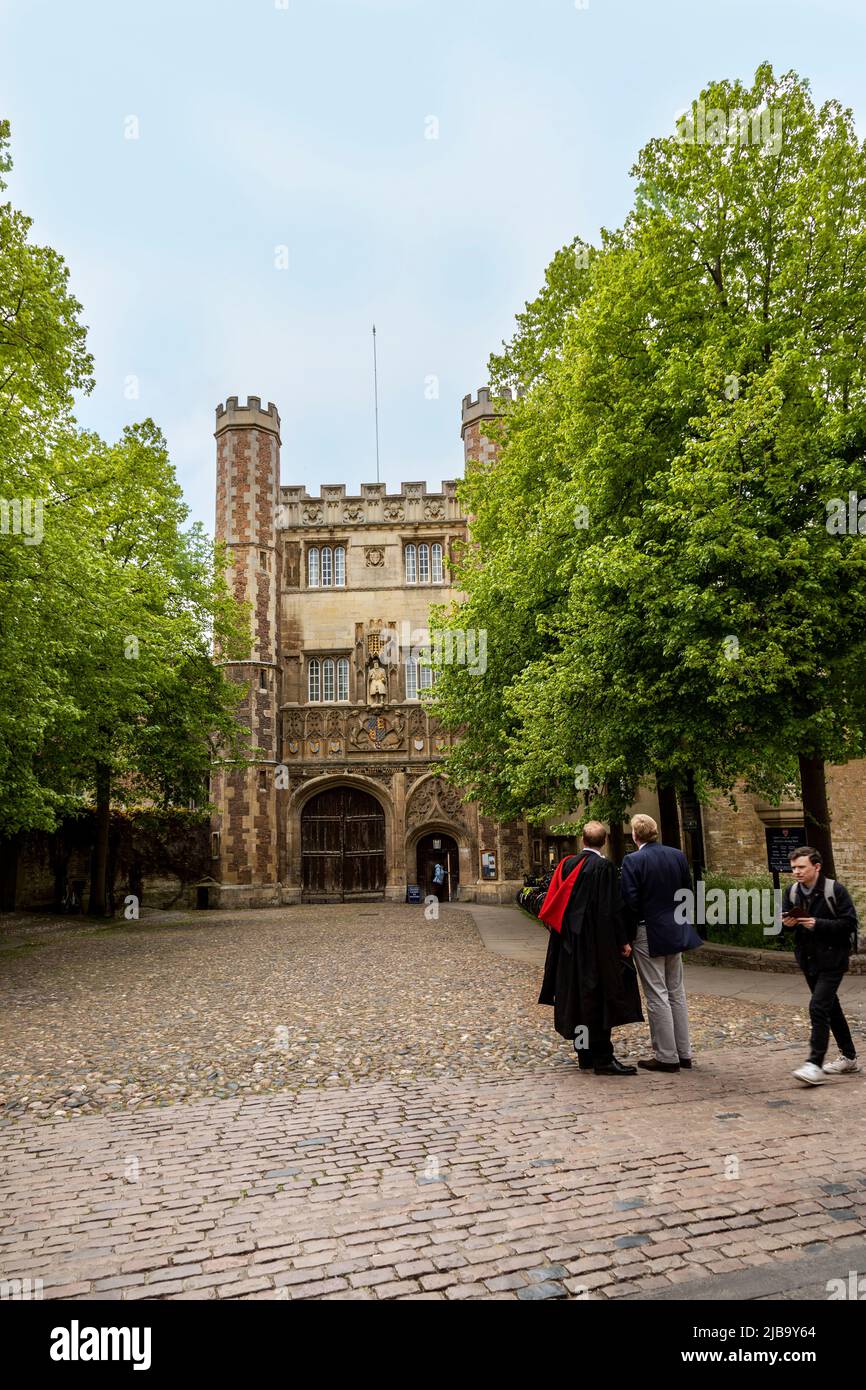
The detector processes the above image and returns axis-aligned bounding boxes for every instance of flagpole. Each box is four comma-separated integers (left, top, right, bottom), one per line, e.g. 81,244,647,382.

372,323,380,484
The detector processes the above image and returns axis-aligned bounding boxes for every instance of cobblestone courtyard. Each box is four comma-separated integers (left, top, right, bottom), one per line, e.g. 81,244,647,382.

2,904,865,1300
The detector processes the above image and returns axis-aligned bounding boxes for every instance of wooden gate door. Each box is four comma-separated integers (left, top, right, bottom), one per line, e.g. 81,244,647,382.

301,787,386,901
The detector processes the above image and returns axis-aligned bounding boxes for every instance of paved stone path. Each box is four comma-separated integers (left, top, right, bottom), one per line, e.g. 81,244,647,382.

1,1043,864,1301
1,904,829,1122
457,901,866,1011
1,903,865,1300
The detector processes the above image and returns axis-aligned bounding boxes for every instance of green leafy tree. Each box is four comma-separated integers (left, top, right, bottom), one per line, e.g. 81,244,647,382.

0,124,250,911
34,422,249,914
0,118,94,834
432,65,866,873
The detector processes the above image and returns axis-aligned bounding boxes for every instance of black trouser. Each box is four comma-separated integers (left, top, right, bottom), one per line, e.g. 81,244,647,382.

575,1026,613,1069
800,963,856,1066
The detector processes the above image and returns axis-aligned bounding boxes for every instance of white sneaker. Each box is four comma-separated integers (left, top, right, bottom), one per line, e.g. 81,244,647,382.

793,1062,826,1086
822,1055,862,1075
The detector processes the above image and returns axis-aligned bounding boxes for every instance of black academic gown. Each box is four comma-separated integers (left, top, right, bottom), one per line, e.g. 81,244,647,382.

538,851,644,1041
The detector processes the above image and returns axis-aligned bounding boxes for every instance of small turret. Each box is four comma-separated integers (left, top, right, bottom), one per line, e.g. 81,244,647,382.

460,385,514,468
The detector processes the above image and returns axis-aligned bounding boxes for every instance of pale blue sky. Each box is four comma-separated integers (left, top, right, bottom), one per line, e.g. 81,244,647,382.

2,0,864,532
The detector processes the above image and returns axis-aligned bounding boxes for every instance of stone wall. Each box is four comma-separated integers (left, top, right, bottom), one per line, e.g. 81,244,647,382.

700,763,866,898
3,810,211,914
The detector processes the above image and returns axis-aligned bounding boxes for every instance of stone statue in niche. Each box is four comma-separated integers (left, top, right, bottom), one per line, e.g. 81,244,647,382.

284,541,300,587
367,657,388,706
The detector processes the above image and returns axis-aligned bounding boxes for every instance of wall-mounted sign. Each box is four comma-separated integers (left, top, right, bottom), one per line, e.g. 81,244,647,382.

765,826,806,873
481,851,497,880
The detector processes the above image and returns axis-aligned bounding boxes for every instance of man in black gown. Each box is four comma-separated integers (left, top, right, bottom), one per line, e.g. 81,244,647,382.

537,822,643,1076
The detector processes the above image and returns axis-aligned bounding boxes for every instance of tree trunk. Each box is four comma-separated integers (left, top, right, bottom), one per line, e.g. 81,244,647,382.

88,763,112,916
681,769,706,881
608,819,625,866
656,778,682,849
0,833,20,912
798,754,835,877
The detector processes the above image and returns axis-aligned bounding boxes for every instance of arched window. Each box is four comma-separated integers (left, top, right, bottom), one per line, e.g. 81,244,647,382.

418,544,430,583
308,658,320,702
321,546,333,587
334,545,346,586
308,547,320,587
337,658,349,701
431,543,443,583
322,658,335,702
405,544,417,583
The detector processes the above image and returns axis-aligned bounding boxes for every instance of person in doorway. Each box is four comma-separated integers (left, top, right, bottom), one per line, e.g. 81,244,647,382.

620,814,702,1073
782,846,860,1086
432,861,446,902
537,821,642,1076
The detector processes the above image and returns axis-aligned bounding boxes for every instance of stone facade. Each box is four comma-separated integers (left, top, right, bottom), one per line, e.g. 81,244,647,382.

702,766,866,900
210,388,866,908
209,388,530,906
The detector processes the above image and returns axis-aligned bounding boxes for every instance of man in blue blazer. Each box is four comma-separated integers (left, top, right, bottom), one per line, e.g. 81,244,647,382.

619,813,703,1072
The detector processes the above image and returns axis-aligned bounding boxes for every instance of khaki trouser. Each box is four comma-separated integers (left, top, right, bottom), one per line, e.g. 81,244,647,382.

633,925,692,1066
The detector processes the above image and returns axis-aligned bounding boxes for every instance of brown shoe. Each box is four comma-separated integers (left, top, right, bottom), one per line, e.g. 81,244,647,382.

638,1057,680,1073
679,1057,693,1069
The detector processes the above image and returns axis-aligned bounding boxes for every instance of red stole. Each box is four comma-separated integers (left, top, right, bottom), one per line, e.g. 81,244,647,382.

538,854,589,933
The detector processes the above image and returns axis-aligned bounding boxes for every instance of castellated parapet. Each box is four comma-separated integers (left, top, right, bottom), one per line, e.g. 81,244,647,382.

460,385,516,467
277,479,462,530
215,395,281,440
458,383,517,436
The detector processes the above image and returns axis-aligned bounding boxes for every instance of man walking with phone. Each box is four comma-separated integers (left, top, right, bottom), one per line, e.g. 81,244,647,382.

782,846,860,1086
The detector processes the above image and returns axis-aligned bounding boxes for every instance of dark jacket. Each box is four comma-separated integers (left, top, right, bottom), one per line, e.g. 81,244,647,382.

619,842,703,957
782,874,857,974
538,851,643,1039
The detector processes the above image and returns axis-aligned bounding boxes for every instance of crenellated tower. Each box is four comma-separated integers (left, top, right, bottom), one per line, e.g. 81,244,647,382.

460,385,515,470
212,395,282,904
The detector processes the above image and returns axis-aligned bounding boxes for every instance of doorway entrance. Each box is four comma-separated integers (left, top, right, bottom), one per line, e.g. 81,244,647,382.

416,833,459,902
301,786,386,901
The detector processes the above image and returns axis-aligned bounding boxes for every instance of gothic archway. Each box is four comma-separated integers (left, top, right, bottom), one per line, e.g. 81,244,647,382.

300,786,386,901
416,831,460,901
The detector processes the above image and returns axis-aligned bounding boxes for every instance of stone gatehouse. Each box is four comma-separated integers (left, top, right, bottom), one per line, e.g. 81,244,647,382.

208,388,531,907
208,387,866,911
